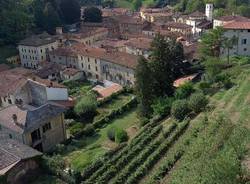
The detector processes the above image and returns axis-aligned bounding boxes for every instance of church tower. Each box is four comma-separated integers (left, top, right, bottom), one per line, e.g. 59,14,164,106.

206,3,213,21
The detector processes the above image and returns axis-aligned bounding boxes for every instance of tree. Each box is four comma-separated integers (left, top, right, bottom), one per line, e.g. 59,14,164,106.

44,2,62,33
135,56,154,118
115,128,128,143
83,7,102,23
174,81,195,99
60,0,81,24
150,35,184,97
222,36,238,64
188,92,208,114
0,0,33,44
199,27,225,59
171,99,190,121
74,93,97,118
132,0,142,11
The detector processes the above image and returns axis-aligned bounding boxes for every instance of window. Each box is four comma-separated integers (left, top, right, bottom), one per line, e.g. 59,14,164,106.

41,49,43,53
0,125,2,130
87,57,90,62
95,59,97,64
31,129,41,143
8,99,12,104
43,122,52,133
95,66,98,71
9,134,12,139
242,39,247,45
88,65,90,70
244,48,247,51
81,63,84,68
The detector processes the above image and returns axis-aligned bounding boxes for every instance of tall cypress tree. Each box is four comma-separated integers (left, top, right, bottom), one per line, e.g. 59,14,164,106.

135,56,154,118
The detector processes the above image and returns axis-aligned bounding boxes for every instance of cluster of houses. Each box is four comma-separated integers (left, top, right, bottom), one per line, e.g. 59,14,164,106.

1,3,250,183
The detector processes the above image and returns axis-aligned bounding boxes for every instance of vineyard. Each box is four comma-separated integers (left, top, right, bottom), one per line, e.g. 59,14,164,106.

79,64,250,184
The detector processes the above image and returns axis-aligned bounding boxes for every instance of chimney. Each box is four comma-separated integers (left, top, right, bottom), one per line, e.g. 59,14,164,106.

12,114,17,124
56,27,63,35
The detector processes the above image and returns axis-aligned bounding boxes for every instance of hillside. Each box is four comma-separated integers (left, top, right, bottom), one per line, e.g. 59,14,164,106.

77,62,250,184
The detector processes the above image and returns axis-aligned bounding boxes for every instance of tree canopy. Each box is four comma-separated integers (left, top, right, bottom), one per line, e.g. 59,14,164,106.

83,7,103,23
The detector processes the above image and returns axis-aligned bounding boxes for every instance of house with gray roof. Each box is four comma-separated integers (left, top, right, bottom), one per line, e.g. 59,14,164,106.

18,32,59,69
0,139,42,184
0,103,66,152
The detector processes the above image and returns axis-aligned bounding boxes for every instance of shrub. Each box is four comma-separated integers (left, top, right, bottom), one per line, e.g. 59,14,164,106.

41,155,65,175
174,82,195,99
151,97,174,116
198,81,211,94
115,129,128,143
107,127,116,141
68,122,85,136
171,100,190,121
84,124,95,136
188,93,208,114
74,93,97,118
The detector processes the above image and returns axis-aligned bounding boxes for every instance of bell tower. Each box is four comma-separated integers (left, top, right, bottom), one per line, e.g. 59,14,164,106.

206,3,213,21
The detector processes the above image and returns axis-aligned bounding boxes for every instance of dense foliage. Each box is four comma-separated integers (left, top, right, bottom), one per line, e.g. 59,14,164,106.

74,93,97,118
83,7,103,22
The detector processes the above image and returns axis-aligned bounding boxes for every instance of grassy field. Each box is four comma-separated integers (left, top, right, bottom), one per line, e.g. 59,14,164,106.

62,80,93,97
158,65,250,184
0,45,18,64
94,93,134,121
64,109,139,171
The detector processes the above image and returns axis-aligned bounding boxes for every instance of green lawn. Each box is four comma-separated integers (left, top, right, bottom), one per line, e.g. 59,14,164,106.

62,80,93,97
0,45,18,64
94,93,134,121
63,109,139,171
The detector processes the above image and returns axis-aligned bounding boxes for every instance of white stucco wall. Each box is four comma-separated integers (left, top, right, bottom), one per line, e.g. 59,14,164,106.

46,87,68,101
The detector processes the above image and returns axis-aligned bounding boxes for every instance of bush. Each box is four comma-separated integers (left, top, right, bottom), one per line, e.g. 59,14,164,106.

74,93,97,118
41,155,65,175
107,127,116,141
198,81,211,93
151,97,174,116
84,124,95,136
69,122,85,136
188,93,208,114
174,82,195,99
171,100,190,121
115,129,128,143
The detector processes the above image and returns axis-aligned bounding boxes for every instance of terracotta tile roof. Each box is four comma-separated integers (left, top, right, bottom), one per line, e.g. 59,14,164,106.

19,32,57,47
36,62,65,79
112,15,144,25
0,64,10,73
0,139,42,175
216,15,250,22
165,22,192,29
125,37,153,50
0,103,65,134
0,68,65,96
92,83,123,100
67,27,108,39
174,74,198,87
62,68,81,76
189,11,205,18
223,21,250,30
51,43,139,69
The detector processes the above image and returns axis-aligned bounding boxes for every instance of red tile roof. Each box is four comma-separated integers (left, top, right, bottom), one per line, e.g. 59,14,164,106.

174,74,198,87
125,37,153,50
224,21,250,30
93,83,123,100
62,68,81,76
0,64,10,73
216,15,250,22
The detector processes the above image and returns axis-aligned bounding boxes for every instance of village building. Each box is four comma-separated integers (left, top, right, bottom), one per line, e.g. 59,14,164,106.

124,37,152,58
65,27,109,46
164,22,193,38
0,68,68,108
0,103,66,152
93,39,128,52
140,8,173,22
18,33,59,69
36,62,66,81
49,43,138,86
213,15,250,28
0,139,42,184
222,21,250,56
0,64,11,73
60,68,84,81
6,55,21,66
102,8,132,17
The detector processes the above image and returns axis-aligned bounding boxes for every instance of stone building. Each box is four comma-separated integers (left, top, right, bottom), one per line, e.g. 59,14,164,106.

0,139,42,184
49,43,139,86
0,68,68,108
18,33,59,69
213,15,250,28
124,37,152,58
0,103,66,152
222,21,250,56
